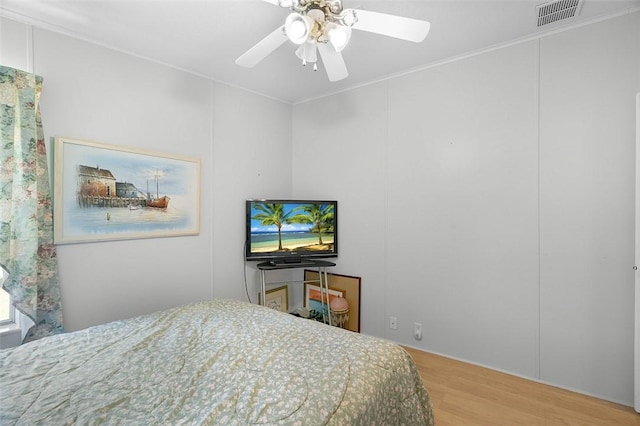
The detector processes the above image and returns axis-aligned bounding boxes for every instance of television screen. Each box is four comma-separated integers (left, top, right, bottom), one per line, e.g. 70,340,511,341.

245,199,338,262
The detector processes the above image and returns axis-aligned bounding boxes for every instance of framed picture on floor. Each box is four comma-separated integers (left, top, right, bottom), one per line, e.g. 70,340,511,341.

260,285,289,313
304,282,343,320
304,270,361,332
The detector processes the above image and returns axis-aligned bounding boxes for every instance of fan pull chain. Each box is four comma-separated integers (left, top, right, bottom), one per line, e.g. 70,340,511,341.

301,59,317,72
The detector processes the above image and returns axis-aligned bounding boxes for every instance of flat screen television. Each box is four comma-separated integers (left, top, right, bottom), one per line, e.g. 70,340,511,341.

245,199,338,263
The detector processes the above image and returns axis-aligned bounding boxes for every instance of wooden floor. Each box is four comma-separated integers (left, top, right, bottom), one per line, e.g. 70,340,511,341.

404,347,640,425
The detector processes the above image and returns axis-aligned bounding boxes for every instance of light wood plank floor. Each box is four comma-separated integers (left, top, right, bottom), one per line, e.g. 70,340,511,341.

404,347,640,425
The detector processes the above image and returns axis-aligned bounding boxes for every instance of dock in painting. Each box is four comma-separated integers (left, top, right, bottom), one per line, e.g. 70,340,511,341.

76,165,170,209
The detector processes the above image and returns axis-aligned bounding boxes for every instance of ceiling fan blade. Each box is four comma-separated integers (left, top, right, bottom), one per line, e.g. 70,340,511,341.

317,43,348,82
235,25,288,68
349,9,430,43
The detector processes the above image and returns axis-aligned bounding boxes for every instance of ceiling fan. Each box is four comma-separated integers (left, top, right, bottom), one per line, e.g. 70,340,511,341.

235,0,431,82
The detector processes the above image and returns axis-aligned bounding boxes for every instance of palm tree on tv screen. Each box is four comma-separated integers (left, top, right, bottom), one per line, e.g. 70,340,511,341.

252,203,296,251
289,203,334,245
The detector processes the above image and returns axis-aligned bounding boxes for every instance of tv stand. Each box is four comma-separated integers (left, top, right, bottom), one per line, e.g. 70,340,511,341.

257,260,336,325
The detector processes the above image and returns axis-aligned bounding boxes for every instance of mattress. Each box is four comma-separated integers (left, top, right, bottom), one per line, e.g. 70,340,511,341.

0,299,434,425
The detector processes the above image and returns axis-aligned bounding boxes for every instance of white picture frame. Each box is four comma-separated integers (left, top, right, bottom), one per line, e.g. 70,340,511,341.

54,136,200,244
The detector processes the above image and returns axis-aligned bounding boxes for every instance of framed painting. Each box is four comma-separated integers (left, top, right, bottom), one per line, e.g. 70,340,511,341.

53,137,200,244
303,282,344,322
304,270,361,332
259,285,289,313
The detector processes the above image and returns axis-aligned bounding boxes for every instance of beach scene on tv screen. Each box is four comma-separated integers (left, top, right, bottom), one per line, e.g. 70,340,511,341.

250,202,335,253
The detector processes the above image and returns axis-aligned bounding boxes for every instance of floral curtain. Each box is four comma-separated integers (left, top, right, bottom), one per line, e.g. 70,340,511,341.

0,65,64,343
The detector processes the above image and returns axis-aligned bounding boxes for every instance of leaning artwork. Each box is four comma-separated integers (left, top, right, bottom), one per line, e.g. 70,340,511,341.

54,137,200,244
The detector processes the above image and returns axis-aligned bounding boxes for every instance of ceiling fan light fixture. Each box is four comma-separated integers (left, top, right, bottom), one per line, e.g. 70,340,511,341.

327,0,343,14
285,12,313,44
339,9,357,27
295,41,318,64
326,22,351,52
240,1,431,83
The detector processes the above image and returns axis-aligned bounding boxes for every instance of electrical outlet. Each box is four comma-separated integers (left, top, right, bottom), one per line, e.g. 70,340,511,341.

414,322,423,340
390,316,397,330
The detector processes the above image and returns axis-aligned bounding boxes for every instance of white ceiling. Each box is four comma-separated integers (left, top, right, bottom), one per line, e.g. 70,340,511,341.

1,0,638,103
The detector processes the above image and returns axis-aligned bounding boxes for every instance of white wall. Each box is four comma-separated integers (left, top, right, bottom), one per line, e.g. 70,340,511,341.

389,40,541,376
539,12,639,404
0,17,31,69
293,86,388,334
212,83,292,302
293,12,640,405
1,17,292,331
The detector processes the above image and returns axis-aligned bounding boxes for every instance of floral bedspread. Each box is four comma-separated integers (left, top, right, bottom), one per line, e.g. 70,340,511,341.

0,299,434,425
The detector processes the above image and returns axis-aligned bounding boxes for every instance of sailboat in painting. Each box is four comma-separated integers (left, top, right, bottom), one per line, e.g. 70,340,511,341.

147,171,170,209
147,196,169,209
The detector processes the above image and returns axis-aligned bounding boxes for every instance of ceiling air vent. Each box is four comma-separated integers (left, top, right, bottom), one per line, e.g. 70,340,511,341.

536,0,583,27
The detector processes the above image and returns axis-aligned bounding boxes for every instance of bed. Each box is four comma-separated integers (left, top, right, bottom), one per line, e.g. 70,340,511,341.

0,299,434,425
